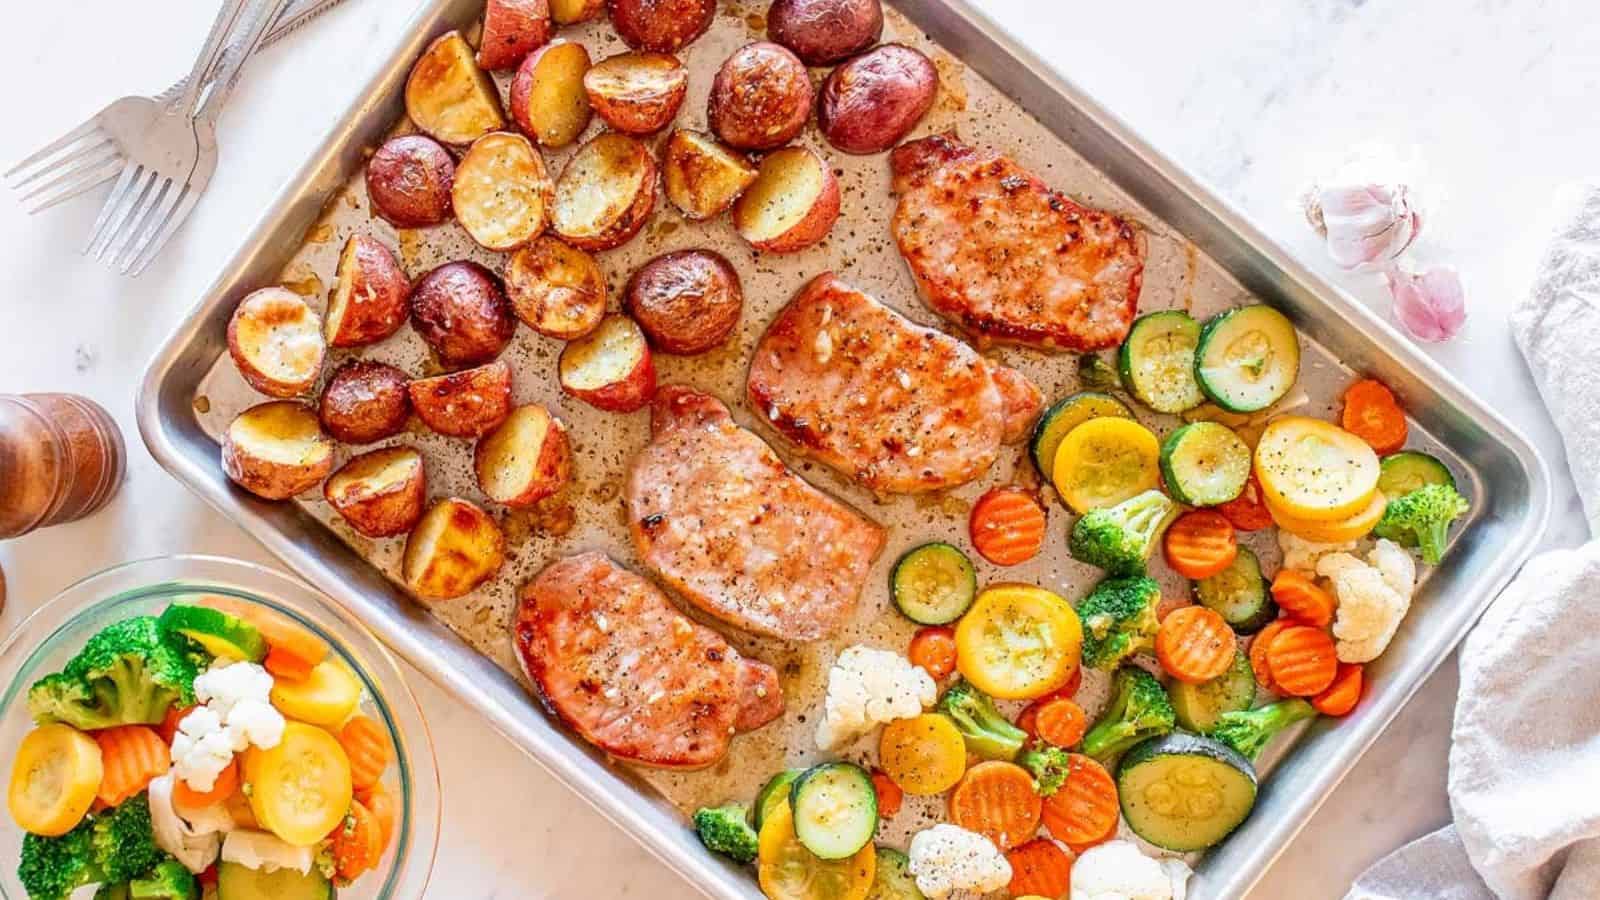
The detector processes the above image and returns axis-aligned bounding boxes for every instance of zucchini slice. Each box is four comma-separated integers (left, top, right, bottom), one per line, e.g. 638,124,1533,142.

1052,417,1162,513
1171,650,1256,732
891,543,977,626
867,847,927,899
1254,416,1379,521
1378,450,1455,497
1160,422,1251,506
790,762,878,860
1030,392,1133,480
216,861,334,900
1118,311,1205,414
1195,305,1301,413
1193,547,1275,634
755,768,804,831
158,604,269,663
1117,733,1257,851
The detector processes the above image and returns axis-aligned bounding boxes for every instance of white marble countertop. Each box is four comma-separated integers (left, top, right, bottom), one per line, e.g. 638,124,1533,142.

0,1,1589,897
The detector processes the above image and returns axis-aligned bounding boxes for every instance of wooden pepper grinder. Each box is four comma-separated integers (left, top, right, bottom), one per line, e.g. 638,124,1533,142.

0,393,126,539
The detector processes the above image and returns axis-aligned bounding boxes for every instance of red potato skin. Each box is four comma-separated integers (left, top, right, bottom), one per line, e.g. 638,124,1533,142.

583,53,688,135
220,402,334,500
318,360,412,444
607,0,715,52
509,41,593,149
767,0,883,65
707,42,813,151
817,44,938,155
559,318,658,412
474,408,573,507
326,236,410,348
409,261,516,367
324,448,427,538
623,250,743,354
477,0,553,71
408,361,514,438
366,136,455,228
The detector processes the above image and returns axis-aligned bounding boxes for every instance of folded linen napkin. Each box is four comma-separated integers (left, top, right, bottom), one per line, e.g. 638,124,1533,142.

1347,182,1600,899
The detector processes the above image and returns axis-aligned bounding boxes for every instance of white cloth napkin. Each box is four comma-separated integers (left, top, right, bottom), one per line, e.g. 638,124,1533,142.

1348,182,1600,899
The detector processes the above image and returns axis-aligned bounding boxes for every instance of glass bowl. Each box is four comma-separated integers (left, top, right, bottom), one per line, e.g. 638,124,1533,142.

0,555,439,898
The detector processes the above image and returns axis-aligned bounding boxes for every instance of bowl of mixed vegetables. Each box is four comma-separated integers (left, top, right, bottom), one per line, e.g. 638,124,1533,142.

0,555,439,900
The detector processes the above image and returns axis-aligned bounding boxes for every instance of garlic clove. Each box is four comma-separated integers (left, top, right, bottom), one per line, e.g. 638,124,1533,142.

1303,183,1422,270
1386,265,1466,342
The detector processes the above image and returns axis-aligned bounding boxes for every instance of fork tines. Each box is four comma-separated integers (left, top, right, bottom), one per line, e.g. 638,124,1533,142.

4,121,124,214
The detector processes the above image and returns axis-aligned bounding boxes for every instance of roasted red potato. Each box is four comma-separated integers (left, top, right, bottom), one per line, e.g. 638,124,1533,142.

410,261,515,366
477,0,552,71
767,0,883,65
324,446,427,538
707,42,813,151
506,236,606,340
551,0,605,24
623,249,743,354
318,360,412,445
509,41,592,149
817,44,937,154
402,497,505,599
221,401,334,500
365,135,455,228
732,146,841,252
408,360,513,438
474,404,572,507
608,0,714,52
557,315,656,411
550,133,657,251
661,129,758,220
405,30,505,146
582,52,687,134
452,132,554,251
324,236,409,348
227,287,326,398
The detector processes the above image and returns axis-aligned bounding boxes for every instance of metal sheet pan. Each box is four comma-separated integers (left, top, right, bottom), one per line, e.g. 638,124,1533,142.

137,1,1552,897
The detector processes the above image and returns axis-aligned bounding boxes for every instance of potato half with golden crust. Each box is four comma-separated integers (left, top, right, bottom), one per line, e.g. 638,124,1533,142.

324,446,427,538
767,0,883,65
366,135,455,228
506,236,606,340
475,404,572,507
406,31,505,146
408,360,513,438
661,129,757,220
410,261,515,366
624,249,743,354
477,0,552,71
608,0,714,52
558,315,656,412
583,52,687,134
732,146,841,252
510,41,592,150
324,236,409,348
453,132,554,252
551,0,605,24
319,360,412,445
403,497,505,599
221,401,334,500
550,133,658,251
817,44,937,155
228,287,326,398
707,42,813,151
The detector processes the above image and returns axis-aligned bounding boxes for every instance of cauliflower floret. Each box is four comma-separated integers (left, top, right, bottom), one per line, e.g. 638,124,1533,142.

225,698,285,751
1070,840,1187,900
194,662,274,717
1318,540,1414,663
815,645,936,750
173,661,286,790
148,773,231,873
907,824,1011,898
171,707,236,792
1368,537,1417,596
1278,531,1357,574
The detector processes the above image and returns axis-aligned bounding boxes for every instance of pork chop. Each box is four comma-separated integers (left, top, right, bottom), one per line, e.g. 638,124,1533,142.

747,272,1040,493
629,387,884,640
890,132,1146,352
514,552,783,769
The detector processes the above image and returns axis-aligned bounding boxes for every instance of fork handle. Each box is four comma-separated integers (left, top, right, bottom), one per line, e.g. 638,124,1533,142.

176,0,253,115
192,0,299,122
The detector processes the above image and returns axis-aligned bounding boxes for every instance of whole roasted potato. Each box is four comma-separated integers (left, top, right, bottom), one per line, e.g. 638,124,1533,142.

817,44,937,154
767,0,883,65
410,261,515,366
366,135,455,228
324,235,410,348
623,249,743,354
608,0,714,52
324,446,427,538
221,402,334,500
319,360,412,445
707,42,812,151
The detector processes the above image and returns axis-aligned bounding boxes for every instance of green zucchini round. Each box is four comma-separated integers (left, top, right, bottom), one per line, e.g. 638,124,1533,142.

1170,650,1256,733
891,542,977,625
1193,547,1276,634
790,762,878,860
1378,450,1455,497
1117,732,1257,851
1195,305,1300,413
867,847,927,899
754,768,804,831
1118,311,1205,414
1160,422,1251,506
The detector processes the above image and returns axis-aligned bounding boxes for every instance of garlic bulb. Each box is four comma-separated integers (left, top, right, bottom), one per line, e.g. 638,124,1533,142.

1303,183,1422,270
1386,265,1467,342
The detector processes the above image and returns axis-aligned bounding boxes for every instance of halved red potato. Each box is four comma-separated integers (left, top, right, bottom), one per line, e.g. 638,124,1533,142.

551,0,605,24
402,498,505,600
452,132,554,252
731,146,841,253
509,42,592,149
550,133,657,251
406,31,506,145
477,0,552,71
324,446,427,538
221,402,334,500
324,236,409,348
409,361,513,438
366,135,455,227
707,42,812,151
410,261,515,367
661,129,757,220
319,360,412,445
474,405,572,507
557,315,656,412
609,0,714,52
583,52,687,134
227,287,326,398
506,236,606,340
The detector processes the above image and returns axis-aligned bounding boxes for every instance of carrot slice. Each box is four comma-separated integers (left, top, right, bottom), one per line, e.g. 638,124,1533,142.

94,725,171,807
200,594,329,677
1155,605,1238,684
1039,754,1118,847
1266,625,1339,697
339,715,393,791
1249,619,1293,693
159,704,198,746
1163,510,1238,579
356,782,396,853
1017,669,1083,740
1270,570,1336,628
908,626,958,680
1062,815,1117,856
264,645,316,683
173,758,239,810
1313,663,1364,716
331,799,385,880
1031,698,1088,749
1007,838,1074,899
948,760,1042,850
1342,379,1408,455
871,770,904,819
1216,473,1274,531
969,488,1048,566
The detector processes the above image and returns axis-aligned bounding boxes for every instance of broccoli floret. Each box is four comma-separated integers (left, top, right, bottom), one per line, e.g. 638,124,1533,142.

127,858,198,900
1372,483,1469,565
92,794,163,884
693,802,759,864
1019,745,1072,797
30,618,197,729
26,672,121,732
1077,575,1161,670
1069,490,1180,576
19,818,102,900
936,680,1027,761
1081,667,1174,764
1212,699,1317,761
1078,354,1122,392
